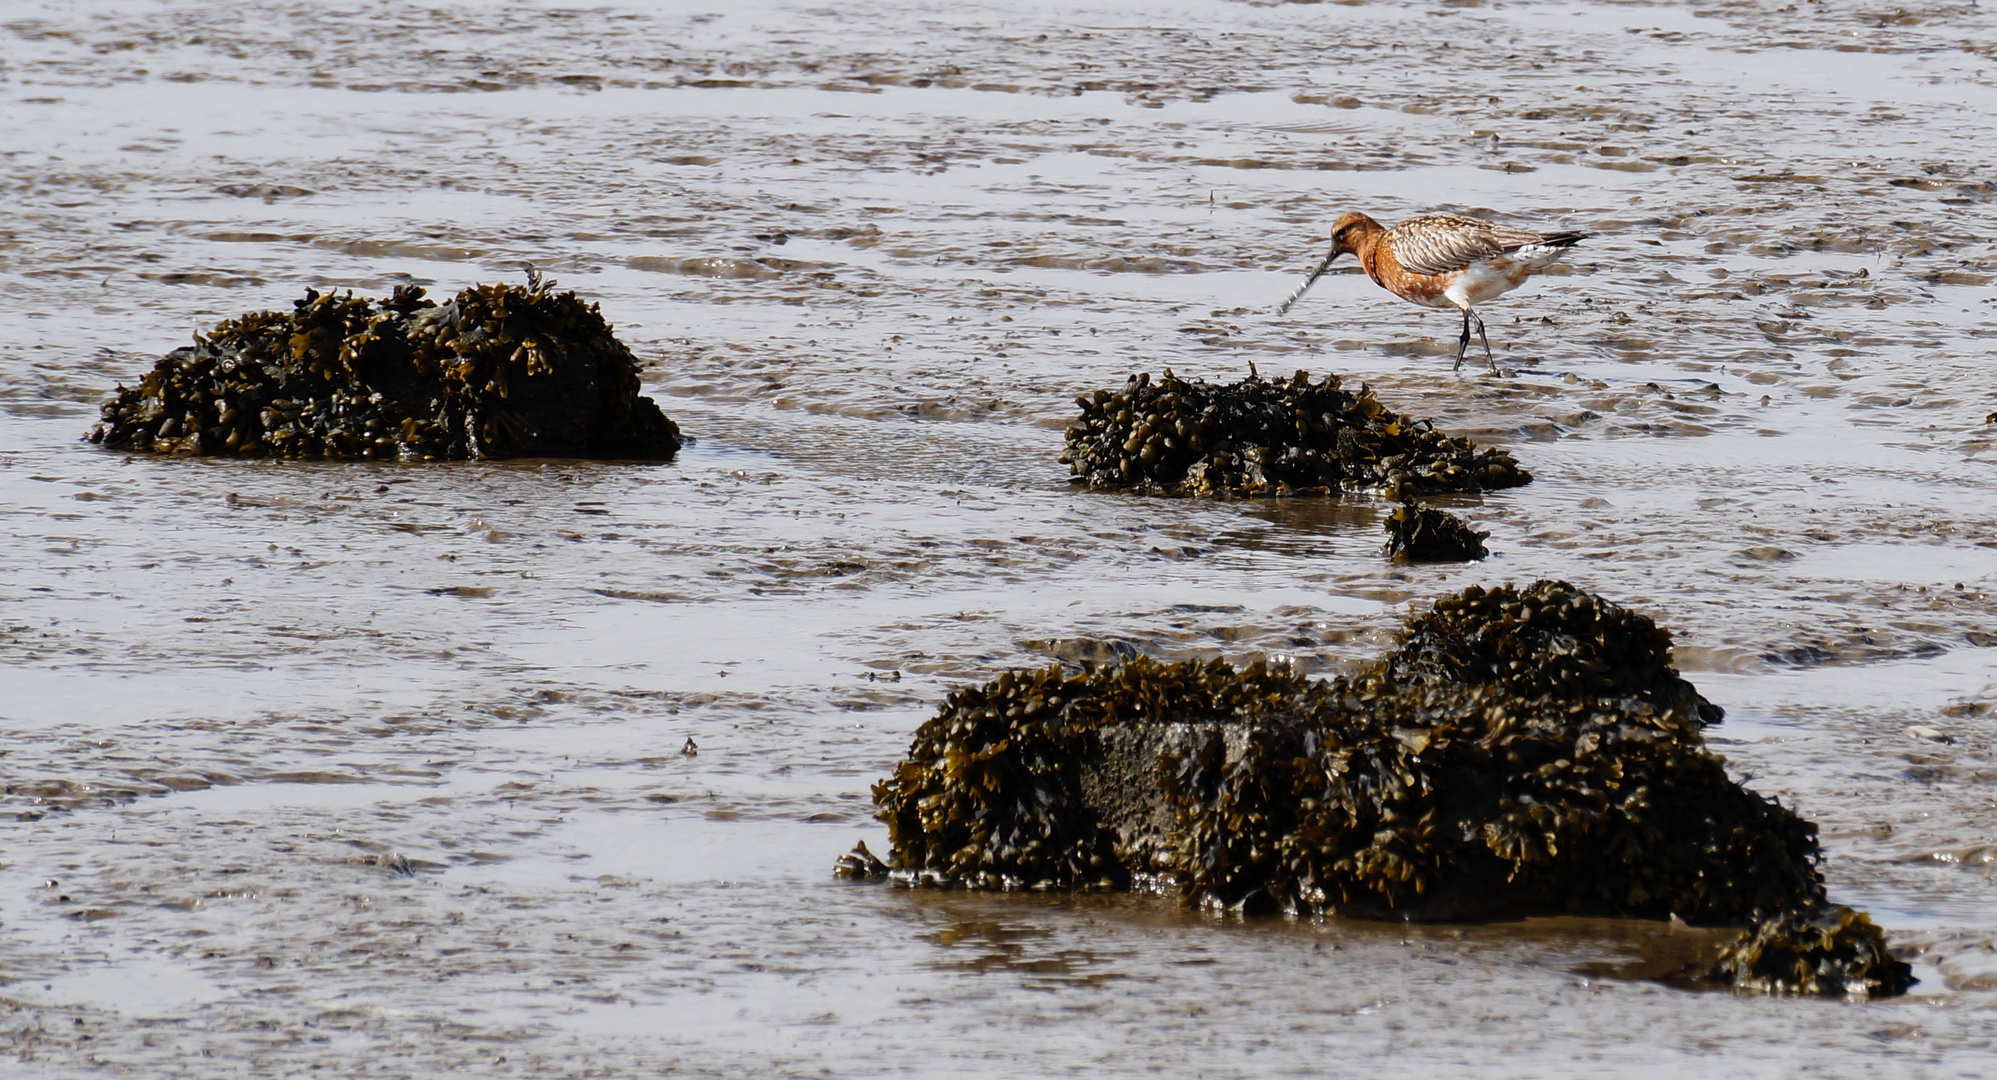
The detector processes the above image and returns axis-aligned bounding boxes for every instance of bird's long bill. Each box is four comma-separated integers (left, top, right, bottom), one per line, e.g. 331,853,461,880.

1274,246,1341,316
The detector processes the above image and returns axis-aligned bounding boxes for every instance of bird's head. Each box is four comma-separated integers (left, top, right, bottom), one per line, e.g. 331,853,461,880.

1326,211,1379,259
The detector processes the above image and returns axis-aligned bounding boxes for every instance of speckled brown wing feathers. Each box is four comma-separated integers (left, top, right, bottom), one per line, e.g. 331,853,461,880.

1386,214,1556,276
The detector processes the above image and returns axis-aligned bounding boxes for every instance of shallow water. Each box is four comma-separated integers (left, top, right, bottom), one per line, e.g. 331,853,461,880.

4,0,1997,1074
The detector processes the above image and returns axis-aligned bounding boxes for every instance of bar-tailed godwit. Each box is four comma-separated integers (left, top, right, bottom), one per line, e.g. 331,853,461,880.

1277,212,1586,373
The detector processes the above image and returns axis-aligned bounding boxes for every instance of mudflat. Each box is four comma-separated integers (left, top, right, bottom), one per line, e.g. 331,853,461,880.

3,0,1996,1074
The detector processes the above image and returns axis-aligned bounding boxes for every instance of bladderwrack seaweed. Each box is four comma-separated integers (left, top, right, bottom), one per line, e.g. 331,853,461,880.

1712,904,1916,998
87,279,681,462
1380,579,1724,728
1383,502,1489,562
1058,369,1530,498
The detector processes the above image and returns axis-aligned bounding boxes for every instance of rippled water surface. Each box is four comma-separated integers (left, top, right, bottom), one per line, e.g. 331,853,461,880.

4,0,1997,1074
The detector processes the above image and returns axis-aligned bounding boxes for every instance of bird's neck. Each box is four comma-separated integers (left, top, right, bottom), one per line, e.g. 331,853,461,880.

1347,225,1389,284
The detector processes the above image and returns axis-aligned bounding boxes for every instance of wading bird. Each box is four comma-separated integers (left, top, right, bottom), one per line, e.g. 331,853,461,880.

1276,212,1586,373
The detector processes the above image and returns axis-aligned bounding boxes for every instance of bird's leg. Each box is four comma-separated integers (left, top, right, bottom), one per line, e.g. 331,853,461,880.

1472,310,1494,374
1453,308,1472,371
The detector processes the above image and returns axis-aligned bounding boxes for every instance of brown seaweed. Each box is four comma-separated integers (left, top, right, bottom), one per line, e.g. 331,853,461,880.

86,277,681,461
1057,369,1530,498
1383,502,1489,562
1711,904,1915,998
833,841,891,882
1380,580,1724,728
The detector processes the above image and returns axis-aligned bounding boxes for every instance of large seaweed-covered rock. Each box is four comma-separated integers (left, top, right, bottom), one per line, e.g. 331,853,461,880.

87,278,681,461
870,581,1815,924
1382,502,1488,562
1057,369,1530,497
865,580,1919,997
1711,904,1915,998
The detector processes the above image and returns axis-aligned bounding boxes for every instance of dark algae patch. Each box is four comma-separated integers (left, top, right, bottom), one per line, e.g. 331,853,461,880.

1383,502,1488,562
871,655,1305,894
832,840,892,882
1381,580,1724,729
1057,369,1531,497
87,277,681,461
1709,904,1915,999
865,581,1911,998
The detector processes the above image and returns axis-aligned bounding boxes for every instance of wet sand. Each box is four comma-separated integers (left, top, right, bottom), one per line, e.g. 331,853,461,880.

3,0,1997,1074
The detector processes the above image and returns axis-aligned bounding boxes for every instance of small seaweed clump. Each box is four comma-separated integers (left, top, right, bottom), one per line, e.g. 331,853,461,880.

870,581,1816,925
832,841,891,882
1712,905,1916,998
87,279,681,461
1057,369,1530,497
1383,502,1488,562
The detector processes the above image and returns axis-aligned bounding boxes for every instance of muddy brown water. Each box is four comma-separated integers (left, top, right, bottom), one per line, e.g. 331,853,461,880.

4,0,1997,1074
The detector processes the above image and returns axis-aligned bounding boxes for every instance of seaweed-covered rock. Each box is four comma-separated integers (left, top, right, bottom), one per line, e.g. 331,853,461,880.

1380,580,1723,728
1713,905,1915,998
87,278,681,461
1057,369,1530,497
1383,502,1488,561
869,581,1816,926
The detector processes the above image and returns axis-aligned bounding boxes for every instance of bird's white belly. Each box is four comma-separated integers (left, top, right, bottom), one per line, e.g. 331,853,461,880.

1442,259,1526,308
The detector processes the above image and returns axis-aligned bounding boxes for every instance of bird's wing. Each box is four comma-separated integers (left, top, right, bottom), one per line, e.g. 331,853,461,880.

1387,215,1550,275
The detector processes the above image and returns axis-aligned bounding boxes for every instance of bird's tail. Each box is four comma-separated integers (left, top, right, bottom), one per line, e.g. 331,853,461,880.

1537,231,1589,249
